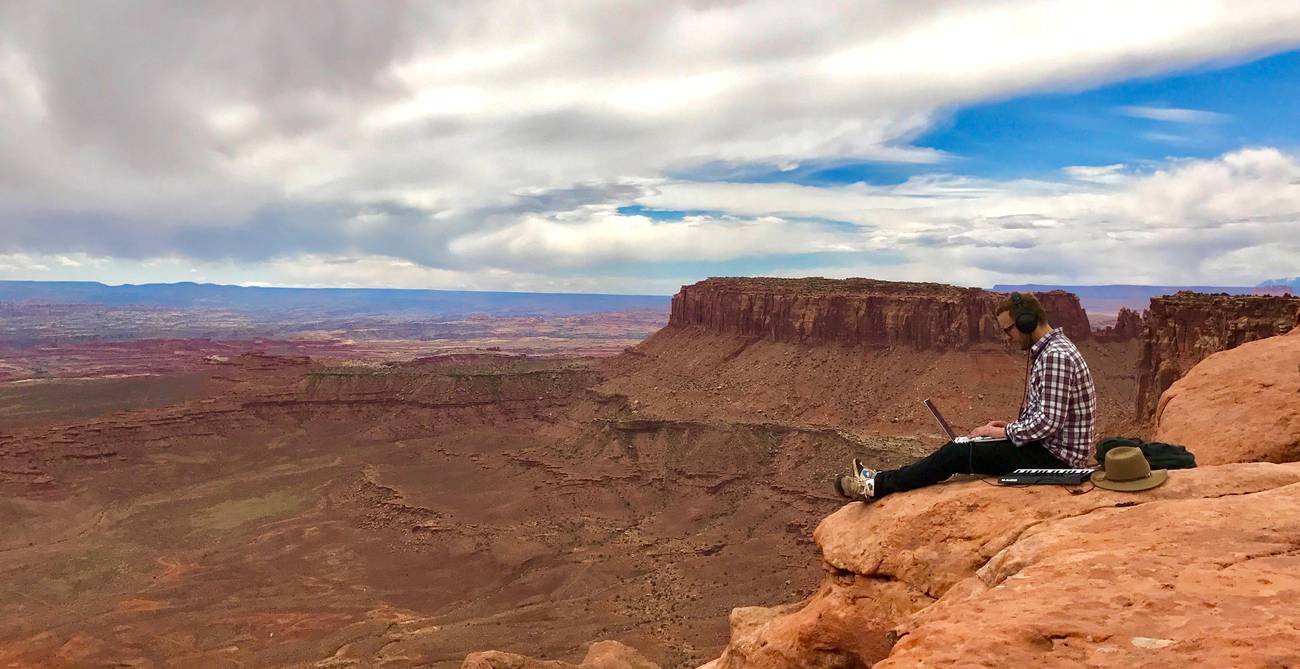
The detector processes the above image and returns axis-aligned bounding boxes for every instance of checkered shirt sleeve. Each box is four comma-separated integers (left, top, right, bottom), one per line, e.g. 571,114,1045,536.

1005,331,1097,468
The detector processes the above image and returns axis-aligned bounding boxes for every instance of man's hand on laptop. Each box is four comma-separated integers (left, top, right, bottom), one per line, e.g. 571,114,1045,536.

969,421,1008,439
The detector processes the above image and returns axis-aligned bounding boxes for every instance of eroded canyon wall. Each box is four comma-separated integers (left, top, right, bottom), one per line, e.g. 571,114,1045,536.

1135,291,1300,419
1094,307,1143,343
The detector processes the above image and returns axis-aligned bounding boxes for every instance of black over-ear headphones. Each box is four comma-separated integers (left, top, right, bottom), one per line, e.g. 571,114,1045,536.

1010,292,1039,334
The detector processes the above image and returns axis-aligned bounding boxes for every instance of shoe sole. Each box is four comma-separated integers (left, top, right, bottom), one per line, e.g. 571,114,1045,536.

834,474,873,502
833,474,849,498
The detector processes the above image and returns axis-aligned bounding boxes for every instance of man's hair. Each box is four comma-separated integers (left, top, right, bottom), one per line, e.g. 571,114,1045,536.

996,292,1049,324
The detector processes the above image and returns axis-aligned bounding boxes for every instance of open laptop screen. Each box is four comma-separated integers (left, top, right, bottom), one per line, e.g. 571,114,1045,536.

923,398,958,441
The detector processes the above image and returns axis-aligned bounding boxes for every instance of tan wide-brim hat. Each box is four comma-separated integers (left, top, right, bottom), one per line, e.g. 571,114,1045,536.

1091,446,1168,492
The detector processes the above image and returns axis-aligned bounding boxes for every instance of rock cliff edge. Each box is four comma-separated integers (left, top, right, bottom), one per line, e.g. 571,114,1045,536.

1135,292,1300,419
669,278,1091,349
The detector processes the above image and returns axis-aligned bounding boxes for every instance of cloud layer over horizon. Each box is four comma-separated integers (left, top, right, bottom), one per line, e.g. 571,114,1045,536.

2,1,1299,293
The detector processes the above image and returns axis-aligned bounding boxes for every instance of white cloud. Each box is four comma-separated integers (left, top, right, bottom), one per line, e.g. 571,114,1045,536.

1,2,1299,290
8,148,1295,290
0,252,687,295
0,254,50,273
448,207,866,270
633,148,1300,285
1118,105,1228,123
1063,164,1129,184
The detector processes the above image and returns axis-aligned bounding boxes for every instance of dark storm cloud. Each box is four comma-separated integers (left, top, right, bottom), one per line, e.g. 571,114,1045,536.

3,1,426,173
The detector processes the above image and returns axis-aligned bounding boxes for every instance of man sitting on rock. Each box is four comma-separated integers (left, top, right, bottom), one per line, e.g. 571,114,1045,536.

835,292,1097,502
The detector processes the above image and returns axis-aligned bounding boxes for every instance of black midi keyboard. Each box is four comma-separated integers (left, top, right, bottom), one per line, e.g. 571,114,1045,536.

998,468,1094,485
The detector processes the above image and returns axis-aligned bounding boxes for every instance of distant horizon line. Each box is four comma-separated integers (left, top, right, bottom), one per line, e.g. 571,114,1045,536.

0,277,1285,297
0,278,675,299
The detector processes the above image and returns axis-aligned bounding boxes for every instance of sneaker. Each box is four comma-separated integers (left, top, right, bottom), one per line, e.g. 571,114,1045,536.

834,464,876,502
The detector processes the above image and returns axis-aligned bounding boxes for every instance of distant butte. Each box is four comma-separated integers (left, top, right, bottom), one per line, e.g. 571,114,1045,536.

670,277,1090,349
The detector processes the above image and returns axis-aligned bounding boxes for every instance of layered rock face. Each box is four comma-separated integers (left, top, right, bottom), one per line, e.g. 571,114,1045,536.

1135,292,1300,418
1155,326,1300,465
669,278,1090,349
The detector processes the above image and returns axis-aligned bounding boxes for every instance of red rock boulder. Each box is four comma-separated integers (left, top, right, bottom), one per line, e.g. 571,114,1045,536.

1154,326,1300,465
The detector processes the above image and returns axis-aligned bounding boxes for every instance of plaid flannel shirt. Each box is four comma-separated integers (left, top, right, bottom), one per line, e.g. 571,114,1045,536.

1005,328,1097,468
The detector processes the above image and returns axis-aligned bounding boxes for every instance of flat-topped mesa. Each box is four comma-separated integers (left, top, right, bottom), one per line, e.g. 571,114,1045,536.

1254,285,1295,297
668,277,1090,349
1136,291,1300,419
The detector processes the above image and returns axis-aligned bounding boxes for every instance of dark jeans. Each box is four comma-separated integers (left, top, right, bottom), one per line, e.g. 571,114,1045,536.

873,439,1068,498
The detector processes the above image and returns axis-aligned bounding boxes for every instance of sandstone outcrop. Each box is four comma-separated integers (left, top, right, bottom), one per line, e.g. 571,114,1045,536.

706,463,1300,668
1094,307,1142,342
669,278,1090,349
1135,291,1300,419
1155,326,1300,465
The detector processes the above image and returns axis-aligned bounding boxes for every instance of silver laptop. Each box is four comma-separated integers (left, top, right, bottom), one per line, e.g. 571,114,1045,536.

924,399,1000,444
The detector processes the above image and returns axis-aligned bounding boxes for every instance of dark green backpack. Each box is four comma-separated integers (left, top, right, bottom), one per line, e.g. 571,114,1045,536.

1096,437,1197,470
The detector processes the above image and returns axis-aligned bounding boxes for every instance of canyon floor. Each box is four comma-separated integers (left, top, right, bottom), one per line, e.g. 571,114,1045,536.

0,332,1142,668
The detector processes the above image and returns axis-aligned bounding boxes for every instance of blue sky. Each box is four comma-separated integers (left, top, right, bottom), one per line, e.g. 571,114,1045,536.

2,2,1299,293
916,49,1300,180
674,49,1300,189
